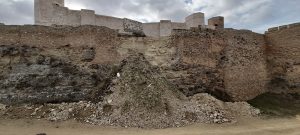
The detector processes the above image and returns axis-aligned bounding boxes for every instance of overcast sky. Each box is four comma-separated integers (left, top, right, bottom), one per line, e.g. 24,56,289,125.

0,0,300,33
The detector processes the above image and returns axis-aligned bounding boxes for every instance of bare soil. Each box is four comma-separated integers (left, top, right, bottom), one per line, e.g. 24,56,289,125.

0,117,299,135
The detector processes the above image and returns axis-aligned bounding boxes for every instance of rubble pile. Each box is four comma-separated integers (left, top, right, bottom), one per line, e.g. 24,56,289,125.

0,53,260,129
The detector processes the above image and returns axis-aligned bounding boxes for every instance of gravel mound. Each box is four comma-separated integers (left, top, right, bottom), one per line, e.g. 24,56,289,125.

85,53,259,128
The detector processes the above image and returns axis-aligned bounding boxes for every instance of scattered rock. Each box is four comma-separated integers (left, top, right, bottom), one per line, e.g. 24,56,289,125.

0,104,6,110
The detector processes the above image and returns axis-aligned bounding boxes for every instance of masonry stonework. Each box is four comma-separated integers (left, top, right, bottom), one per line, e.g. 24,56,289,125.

266,24,300,93
208,16,224,29
34,0,224,37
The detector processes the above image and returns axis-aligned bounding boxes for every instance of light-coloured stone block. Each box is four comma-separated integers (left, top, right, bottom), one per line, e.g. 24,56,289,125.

185,12,205,28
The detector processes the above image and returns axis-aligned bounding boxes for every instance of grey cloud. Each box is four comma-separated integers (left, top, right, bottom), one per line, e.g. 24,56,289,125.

0,0,33,25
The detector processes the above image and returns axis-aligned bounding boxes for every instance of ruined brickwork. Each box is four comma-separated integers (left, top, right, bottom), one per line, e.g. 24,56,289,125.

0,25,121,64
0,21,299,104
34,0,222,37
170,28,268,101
266,23,300,93
221,30,268,101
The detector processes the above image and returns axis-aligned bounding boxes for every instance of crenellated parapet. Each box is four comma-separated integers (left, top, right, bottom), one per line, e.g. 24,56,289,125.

266,22,300,33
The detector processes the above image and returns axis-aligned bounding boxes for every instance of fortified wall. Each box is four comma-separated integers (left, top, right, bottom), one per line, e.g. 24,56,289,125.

34,0,224,37
266,23,300,93
0,22,299,104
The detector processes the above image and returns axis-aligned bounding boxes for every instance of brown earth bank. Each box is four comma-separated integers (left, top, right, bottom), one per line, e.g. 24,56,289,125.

0,117,299,135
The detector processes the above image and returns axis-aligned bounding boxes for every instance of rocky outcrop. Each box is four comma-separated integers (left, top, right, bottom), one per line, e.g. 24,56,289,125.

0,45,117,105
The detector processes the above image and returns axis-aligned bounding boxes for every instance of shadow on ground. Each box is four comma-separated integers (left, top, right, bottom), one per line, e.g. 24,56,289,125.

248,92,300,117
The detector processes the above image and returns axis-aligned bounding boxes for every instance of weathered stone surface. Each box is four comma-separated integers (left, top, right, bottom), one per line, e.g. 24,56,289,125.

169,28,268,101
0,23,299,104
0,45,117,105
266,24,300,93
81,48,96,62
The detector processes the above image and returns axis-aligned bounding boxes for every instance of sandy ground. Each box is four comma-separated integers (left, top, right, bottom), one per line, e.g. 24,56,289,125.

0,116,299,135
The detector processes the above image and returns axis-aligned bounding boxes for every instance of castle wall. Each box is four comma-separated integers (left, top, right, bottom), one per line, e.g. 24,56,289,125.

0,25,120,64
208,17,224,29
123,18,143,34
170,28,268,101
2,24,297,102
143,23,160,37
160,20,172,37
66,10,81,26
34,0,65,25
142,22,187,37
52,5,68,25
80,9,96,25
34,1,222,37
222,29,268,101
185,12,205,28
172,22,187,29
95,15,123,32
266,23,300,93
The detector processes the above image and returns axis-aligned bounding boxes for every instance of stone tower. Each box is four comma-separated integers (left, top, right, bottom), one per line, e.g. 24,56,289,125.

208,16,224,29
185,12,205,28
34,0,64,25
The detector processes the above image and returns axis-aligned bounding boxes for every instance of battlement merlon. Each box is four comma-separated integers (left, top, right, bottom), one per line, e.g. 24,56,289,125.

266,22,300,33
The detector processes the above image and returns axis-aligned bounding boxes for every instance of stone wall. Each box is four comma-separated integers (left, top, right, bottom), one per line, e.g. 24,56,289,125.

221,29,268,101
208,17,224,29
95,15,124,32
142,22,187,37
0,25,120,64
170,28,269,101
34,0,219,37
34,0,65,25
34,0,143,34
142,23,160,37
123,18,143,34
0,25,124,104
266,23,300,93
267,23,300,33
169,28,227,99
185,13,205,28
80,9,96,25
0,24,276,104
